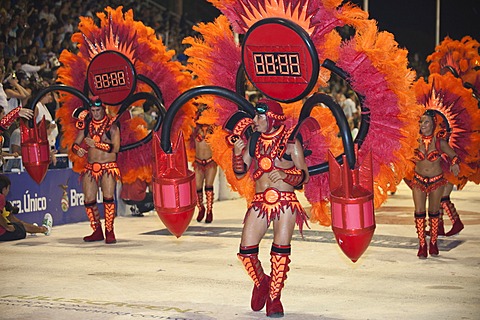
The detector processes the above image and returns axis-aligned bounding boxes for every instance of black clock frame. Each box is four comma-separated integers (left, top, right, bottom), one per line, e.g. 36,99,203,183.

241,18,320,103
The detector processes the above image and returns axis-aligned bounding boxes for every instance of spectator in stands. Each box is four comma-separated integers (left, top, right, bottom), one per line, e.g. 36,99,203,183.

142,100,159,131
3,120,21,172
0,68,10,111
33,85,57,148
3,37,17,59
3,70,30,113
18,53,46,80
3,58,15,78
15,70,33,107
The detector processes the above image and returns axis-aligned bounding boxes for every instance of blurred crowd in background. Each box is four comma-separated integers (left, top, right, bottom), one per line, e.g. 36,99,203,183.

0,0,430,171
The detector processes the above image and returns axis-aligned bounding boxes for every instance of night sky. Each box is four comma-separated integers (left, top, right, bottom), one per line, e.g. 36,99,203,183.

190,0,480,61
348,0,480,59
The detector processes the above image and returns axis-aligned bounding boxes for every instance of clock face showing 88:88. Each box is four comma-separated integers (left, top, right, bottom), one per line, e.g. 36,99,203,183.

87,51,136,105
242,18,319,103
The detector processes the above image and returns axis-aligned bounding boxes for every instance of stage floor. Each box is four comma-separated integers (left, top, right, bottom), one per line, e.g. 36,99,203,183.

1,181,479,320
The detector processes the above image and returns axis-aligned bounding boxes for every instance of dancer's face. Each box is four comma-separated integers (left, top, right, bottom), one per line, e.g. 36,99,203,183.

91,106,105,121
420,115,434,135
253,113,268,133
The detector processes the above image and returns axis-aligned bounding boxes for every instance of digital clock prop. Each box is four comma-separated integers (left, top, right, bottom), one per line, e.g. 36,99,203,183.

87,51,136,105
242,18,319,103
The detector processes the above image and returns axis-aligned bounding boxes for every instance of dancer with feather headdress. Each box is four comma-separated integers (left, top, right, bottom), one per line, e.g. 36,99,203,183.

183,0,422,316
409,36,480,246
56,6,195,242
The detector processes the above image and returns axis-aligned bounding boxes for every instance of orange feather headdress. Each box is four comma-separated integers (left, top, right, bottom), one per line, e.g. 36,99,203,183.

56,6,195,184
185,0,422,225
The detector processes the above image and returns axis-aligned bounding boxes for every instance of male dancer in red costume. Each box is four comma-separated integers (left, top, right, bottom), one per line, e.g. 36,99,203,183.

232,99,309,318
72,97,120,244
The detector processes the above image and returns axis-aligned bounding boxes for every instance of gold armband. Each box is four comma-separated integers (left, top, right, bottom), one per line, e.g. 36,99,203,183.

283,168,305,187
233,154,247,175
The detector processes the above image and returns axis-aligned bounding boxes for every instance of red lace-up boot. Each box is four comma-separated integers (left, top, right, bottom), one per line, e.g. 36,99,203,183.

428,211,440,256
442,196,464,236
415,212,427,259
238,245,270,311
196,189,206,222
266,244,291,318
104,198,116,244
205,186,214,223
83,201,104,242
426,215,445,236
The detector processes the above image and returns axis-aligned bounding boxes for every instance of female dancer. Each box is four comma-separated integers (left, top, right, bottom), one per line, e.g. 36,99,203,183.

408,110,459,258
193,121,218,223
233,99,309,317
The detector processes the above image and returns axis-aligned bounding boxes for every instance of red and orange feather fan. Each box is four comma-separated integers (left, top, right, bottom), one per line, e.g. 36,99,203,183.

185,0,422,225
423,36,480,186
56,6,195,184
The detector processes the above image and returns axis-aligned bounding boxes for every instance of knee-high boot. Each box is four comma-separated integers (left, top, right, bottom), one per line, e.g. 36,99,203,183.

267,243,291,318
238,245,270,311
83,201,104,242
442,196,464,236
428,211,440,256
196,189,206,222
205,186,214,223
426,210,445,236
415,212,427,259
104,197,116,244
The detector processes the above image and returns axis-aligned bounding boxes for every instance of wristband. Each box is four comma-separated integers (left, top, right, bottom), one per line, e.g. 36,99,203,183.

94,142,113,152
72,143,86,157
233,154,247,175
283,168,305,187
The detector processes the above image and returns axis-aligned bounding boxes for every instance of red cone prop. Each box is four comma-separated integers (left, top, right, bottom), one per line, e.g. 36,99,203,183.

153,131,196,237
328,150,375,262
20,118,50,184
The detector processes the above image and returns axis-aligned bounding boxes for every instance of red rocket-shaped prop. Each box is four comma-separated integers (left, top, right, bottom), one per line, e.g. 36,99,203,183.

153,131,196,238
20,118,50,184
328,149,375,262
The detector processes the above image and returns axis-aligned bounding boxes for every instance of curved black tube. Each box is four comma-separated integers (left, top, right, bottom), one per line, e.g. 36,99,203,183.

27,85,91,110
117,92,167,152
235,65,246,97
296,94,355,174
26,84,165,152
161,86,253,153
138,74,165,105
322,59,369,148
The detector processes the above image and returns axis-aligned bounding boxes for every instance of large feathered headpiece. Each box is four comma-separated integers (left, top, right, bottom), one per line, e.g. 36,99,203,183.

427,36,480,85
424,36,480,186
56,6,195,184
184,0,422,225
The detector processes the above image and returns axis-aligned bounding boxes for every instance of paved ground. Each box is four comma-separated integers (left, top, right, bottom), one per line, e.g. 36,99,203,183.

1,181,479,320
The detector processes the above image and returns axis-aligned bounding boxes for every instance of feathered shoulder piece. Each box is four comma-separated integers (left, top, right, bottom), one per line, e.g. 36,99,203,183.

56,6,194,183
414,72,480,186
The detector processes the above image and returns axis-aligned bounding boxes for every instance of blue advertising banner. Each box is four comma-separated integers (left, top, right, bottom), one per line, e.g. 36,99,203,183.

5,168,90,226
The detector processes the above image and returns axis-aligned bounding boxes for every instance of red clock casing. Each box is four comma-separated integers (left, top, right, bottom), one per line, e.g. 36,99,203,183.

242,18,319,103
87,51,136,105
